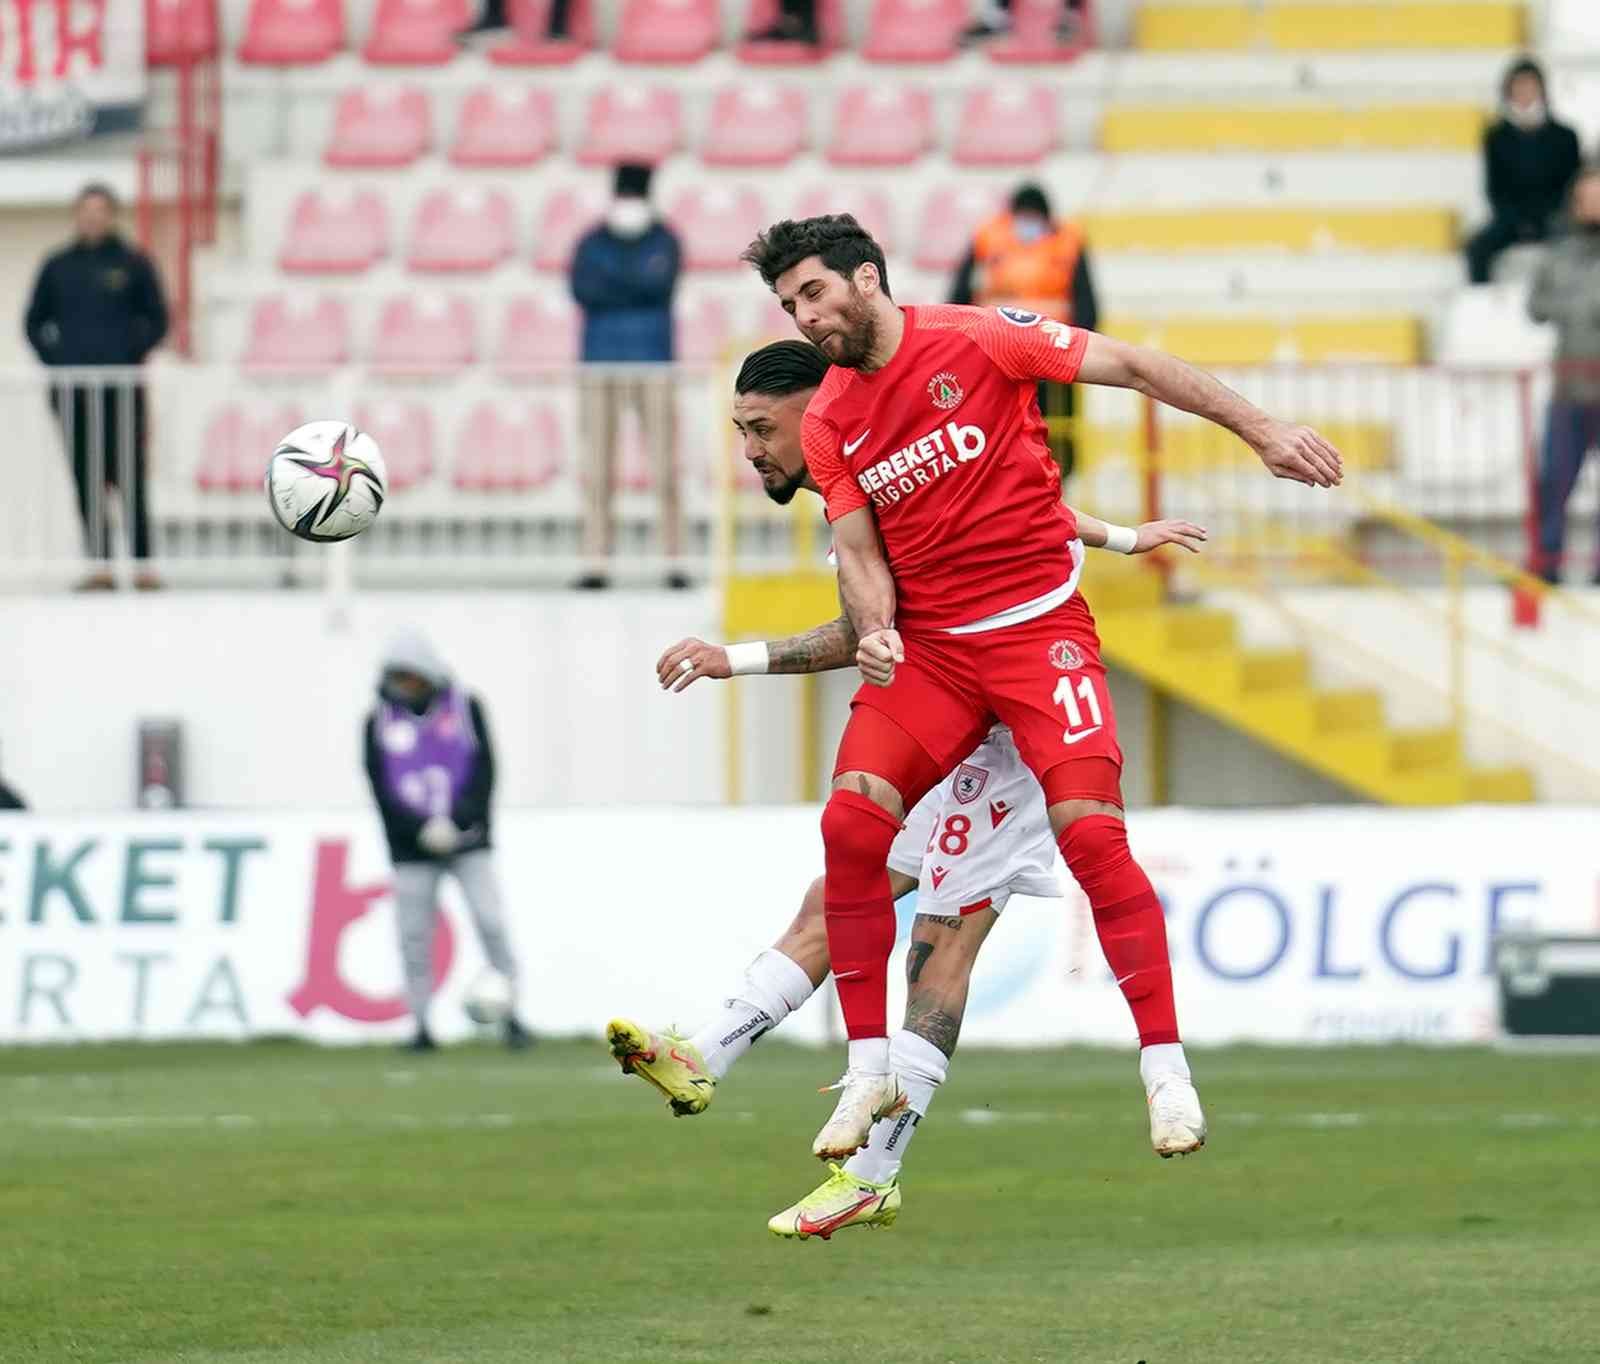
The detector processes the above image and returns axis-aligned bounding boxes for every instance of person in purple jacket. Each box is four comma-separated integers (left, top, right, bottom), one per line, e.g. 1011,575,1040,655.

364,631,530,1052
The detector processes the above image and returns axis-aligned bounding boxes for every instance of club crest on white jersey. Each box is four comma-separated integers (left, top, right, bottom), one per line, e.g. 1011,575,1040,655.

953,763,990,804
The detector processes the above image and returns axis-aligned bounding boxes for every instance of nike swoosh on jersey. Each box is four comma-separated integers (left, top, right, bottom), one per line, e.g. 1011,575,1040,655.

1061,726,1104,746
843,429,871,456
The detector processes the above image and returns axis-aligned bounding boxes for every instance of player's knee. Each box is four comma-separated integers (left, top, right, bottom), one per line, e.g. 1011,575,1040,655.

1057,812,1133,898
786,876,828,938
820,789,903,873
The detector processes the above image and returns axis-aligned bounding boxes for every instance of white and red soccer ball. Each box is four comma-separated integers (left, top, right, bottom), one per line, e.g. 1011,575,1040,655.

264,420,388,543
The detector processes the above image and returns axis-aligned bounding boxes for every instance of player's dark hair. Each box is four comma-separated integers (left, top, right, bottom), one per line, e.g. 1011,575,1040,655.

734,340,831,398
741,214,892,298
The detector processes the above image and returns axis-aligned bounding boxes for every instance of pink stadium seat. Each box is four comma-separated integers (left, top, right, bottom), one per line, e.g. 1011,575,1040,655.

736,0,842,63
987,0,1094,62
702,86,809,168
534,186,606,271
826,87,931,167
279,190,389,273
749,293,796,345
324,88,431,168
489,0,592,65
196,401,306,492
674,292,735,365
238,0,344,65
495,297,580,374
351,400,435,490
452,402,565,491
952,87,1058,165
146,0,219,65
861,0,965,62
577,88,682,166
913,184,1006,271
362,0,469,65
371,295,477,374
614,0,719,63
668,186,768,271
407,188,516,273
449,86,555,167
242,296,351,372
793,185,896,254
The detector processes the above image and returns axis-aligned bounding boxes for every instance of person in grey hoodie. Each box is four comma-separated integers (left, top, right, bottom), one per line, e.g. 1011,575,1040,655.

1528,168,1600,583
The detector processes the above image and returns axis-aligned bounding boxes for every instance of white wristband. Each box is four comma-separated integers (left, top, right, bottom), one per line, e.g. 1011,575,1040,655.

726,641,769,676
1102,523,1139,555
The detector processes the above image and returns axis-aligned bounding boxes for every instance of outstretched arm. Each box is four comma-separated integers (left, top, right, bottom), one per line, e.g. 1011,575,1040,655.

1075,510,1208,556
657,615,858,692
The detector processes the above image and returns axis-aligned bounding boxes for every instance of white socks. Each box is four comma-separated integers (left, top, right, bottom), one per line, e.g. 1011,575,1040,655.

847,1036,890,1073
1139,1041,1192,1095
689,948,815,1081
844,1030,948,1186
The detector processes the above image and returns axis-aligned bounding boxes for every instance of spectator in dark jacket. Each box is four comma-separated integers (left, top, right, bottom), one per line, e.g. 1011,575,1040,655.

1466,57,1581,285
364,631,529,1052
24,183,168,589
569,163,684,590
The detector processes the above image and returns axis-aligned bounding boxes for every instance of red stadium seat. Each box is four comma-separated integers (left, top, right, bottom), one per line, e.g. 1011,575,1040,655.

324,88,431,168
674,292,735,365
407,188,516,273
826,87,931,167
495,296,580,374
351,400,435,490
793,184,896,254
278,190,389,273
489,0,593,64
196,401,306,492
243,296,351,372
146,0,219,65
452,401,566,491
861,0,965,62
913,183,1006,270
614,0,719,63
577,88,682,166
952,87,1058,165
702,86,809,167
362,0,469,65
736,0,842,63
238,0,344,65
668,186,768,271
987,0,1094,62
371,295,477,374
533,185,606,271
449,86,556,167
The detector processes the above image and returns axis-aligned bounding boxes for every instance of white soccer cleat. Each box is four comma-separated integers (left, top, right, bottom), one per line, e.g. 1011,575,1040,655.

1147,1075,1207,1157
811,1069,908,1160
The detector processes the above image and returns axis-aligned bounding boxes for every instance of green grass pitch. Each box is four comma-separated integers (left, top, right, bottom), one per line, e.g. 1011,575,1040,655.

1,1040,1593,1363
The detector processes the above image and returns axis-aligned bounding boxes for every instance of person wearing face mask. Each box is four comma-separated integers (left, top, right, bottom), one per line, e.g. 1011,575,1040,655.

569,163,685,590
364,631,531,1052
1466,57,1581,286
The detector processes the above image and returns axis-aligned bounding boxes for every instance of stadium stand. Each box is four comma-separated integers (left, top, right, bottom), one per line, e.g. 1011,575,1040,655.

237,0,345,64
448,87,557,167
196,400,308,491
406,188,517,273
861,0,967,63
668,185,770,270
147,0,221,64
736,0,845,62
452,400,567,491
324,87,432,167
494,296,581,373
826,86,932,166
371,294,478,374
702,87,811,168
278,189,390,273
534,185,610,271
577,88,684,166
613,0,722,63
952,87,1060,165
242,296,352,372
351,399,438,489
362,0,471,65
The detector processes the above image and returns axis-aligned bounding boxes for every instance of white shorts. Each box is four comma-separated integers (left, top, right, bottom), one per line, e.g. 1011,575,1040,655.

886,725,1063,917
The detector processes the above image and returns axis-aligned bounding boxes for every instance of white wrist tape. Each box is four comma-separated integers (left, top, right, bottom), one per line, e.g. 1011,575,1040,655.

1102,523,1139,555
726,641,769,676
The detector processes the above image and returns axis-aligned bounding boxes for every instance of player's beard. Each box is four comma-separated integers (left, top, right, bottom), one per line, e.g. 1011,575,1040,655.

825,286,879,370
760,466,807,505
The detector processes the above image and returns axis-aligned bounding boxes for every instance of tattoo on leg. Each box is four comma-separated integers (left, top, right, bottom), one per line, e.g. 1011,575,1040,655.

906,941,933,984
916,914,962,931
904,995,963,1057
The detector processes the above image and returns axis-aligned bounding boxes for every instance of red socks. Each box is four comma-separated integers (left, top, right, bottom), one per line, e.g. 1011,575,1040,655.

1058,814,1180,1047
819,789,904,1040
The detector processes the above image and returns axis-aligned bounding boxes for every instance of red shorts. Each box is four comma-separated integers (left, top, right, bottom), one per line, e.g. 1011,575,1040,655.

837,593,1123,808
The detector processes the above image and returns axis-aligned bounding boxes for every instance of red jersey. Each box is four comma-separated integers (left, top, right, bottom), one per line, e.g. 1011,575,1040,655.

802,304,1087,632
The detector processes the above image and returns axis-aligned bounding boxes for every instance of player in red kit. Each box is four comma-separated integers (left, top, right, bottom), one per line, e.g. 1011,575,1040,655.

742,215,1344,1159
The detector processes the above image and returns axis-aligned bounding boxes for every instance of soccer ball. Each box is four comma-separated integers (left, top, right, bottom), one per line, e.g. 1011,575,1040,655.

463,969,515,1027
264,420,388,543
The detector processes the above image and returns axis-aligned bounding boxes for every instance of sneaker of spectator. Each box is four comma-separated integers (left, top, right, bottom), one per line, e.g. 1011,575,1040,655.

748,0,818,45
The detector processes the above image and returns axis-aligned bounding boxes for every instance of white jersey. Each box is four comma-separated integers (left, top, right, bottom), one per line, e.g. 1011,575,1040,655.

886,725,1063,916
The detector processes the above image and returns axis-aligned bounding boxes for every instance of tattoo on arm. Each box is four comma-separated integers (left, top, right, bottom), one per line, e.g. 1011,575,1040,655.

906,941,933,985
766,616,857,675
904,995,963,1058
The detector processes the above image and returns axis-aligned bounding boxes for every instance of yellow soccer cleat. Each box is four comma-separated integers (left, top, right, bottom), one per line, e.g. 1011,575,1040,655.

768,1163,901,1241
605,1018,716,1116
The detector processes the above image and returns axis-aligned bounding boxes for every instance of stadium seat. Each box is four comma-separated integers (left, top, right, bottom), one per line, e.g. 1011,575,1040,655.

449,86,556,167
371,295,477,374
452,401,566,491
407,188,517,273
861,0,966,62
237,0,344,65
324,88,431,168
614,0,720,63
702,86,809,167
278,190,389,273
362,0,469,64
533,185,606,271
242,296,351,372
952,87,1058,165
494,296,581,374
488,0,593,63
826,87,932,167
913,184,1005,270
668,186,768,271
674,292,735,365
736,0,843,62
986,0,1093,61
196,401,306,492
577,88,683,166
351,400,435,490
146,0,219,65
793,184,897,254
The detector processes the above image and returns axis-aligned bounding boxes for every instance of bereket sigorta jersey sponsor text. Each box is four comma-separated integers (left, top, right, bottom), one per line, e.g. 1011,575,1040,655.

801,304,1090,634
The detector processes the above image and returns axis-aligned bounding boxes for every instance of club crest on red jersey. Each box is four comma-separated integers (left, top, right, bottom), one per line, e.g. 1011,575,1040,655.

953,762,989,804
928,370,964,411
997,306,1042,327
1049,639,1084,671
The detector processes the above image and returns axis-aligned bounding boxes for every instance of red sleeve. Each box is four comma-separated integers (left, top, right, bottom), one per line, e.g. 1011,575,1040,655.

965,308,1089,385
802,409,868,524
